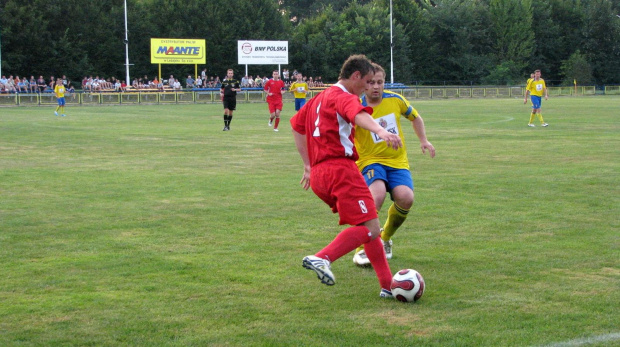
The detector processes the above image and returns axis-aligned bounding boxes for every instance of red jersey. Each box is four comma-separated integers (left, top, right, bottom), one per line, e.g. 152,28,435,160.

264,79,285,102
290,83,373,167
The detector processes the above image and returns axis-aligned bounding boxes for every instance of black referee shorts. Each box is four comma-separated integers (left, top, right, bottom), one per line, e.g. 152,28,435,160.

223,97,237,111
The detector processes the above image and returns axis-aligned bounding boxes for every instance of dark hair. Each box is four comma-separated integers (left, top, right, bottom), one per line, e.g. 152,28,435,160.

338,54,375,80
372,63,385,76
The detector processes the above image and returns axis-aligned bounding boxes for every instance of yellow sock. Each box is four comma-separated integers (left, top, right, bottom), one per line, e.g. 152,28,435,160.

529,112,536,124
537,113,544,124
381,202,409,242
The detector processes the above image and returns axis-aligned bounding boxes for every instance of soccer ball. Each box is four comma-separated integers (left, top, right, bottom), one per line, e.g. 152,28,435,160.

391,269,425,303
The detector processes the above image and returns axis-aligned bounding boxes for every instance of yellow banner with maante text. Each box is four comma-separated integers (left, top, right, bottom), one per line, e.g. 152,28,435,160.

150,38,206,64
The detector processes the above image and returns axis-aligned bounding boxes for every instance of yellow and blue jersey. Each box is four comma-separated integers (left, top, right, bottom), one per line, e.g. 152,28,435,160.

54,84,65,98
355,91,419,170
526,78,546,97
289,81,308,99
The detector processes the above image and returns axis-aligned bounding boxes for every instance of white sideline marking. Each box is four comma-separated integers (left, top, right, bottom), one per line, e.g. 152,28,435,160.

538,332,620,347
482,116,514,124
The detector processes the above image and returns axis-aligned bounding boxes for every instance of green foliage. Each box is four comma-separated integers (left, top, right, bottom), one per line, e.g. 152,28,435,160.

560,50,593,86
1,0,619,84
481,60,521,85
489,0,534,70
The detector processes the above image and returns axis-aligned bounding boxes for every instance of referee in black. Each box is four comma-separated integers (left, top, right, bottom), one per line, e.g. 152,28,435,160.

220,69,241,131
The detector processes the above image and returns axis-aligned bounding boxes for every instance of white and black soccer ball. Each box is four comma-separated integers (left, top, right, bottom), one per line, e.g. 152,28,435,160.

391,269,425,303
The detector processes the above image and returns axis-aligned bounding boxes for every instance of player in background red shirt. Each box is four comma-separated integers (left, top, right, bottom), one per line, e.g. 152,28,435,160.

264,70,286,132
290,55,403,298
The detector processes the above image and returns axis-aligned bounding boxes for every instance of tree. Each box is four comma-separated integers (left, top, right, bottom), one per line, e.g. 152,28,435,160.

488,0,534,76
560,50,593,86
289,1,413,82
580,0,620,84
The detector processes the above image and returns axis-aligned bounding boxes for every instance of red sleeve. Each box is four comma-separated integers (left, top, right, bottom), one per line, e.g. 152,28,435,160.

290,108,307,135
338,94,373,125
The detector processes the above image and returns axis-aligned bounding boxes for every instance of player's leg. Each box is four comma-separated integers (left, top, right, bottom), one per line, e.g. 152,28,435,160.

273,108,281,131
353,164,388,266
537,108,548,126
304,160,380,286
227,99,236,129
223,103,230,131
268,103,275,126
360,218,393,293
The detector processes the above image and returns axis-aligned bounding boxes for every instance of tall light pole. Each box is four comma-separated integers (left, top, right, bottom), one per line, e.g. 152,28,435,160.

390,0,394,84
124,0,130,85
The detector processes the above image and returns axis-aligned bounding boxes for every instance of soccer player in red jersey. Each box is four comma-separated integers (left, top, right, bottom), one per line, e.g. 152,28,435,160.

264,70,286,132
290,55,403,298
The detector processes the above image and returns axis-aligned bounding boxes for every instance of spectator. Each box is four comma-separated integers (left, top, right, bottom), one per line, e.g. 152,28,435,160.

173,78,182,91
283,68,289,82
195,76,202,89
186,75,195,88
5,76,17,93
17,76,28,93
37,76,47,93
29,76,37,93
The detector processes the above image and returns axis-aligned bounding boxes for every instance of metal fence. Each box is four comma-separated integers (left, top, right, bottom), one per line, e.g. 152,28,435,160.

0,85,605,106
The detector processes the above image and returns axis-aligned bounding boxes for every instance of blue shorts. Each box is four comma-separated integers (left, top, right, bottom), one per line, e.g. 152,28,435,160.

530,95,542,109
57,97,66,106
361,163,414,198
295,98,306,111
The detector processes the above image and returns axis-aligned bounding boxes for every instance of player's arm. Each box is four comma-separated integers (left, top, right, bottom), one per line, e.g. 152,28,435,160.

412,116,435,158
292,129,311,190
264,82,271,95
544,81,548,100
524,88,530,104
355,111,402,150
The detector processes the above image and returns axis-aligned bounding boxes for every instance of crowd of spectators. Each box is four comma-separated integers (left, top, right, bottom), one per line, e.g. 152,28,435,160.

0,68,325,94
0,74,75,94
239,69,325,89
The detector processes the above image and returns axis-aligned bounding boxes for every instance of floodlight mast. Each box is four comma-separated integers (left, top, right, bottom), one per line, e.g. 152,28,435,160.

124,0,130,85
390,0,394,84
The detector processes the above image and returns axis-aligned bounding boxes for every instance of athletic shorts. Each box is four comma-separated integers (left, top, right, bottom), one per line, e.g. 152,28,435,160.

294,98,307,111
530,95,542,109
57,97,66,106
223,97,236,111
268,100,283,113
310,158,378,226
361,163,414,199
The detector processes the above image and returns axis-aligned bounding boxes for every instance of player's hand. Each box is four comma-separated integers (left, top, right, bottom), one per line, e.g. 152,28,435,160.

523,99,528,104
421,141,436,158
377,129,402,150
300,166,311,190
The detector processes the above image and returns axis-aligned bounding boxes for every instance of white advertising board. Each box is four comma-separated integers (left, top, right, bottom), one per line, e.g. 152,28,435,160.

238,40,289,65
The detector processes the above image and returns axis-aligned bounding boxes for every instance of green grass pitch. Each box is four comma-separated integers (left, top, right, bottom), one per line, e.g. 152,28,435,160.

1,97,618,346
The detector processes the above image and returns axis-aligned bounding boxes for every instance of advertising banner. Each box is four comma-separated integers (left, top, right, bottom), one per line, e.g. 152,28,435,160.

238,40,289,65
151,38,206,64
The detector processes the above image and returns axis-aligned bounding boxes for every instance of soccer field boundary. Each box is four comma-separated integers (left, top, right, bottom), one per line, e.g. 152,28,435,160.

537,332,620,347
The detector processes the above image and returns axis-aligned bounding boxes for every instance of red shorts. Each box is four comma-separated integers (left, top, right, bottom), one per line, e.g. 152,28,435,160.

310,158,378,226
267,99,283,113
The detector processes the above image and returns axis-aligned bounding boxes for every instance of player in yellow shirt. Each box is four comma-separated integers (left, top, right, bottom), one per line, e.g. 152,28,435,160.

53,78,67,117
524,69,549,127
289,72,309,111
352,63,435,266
